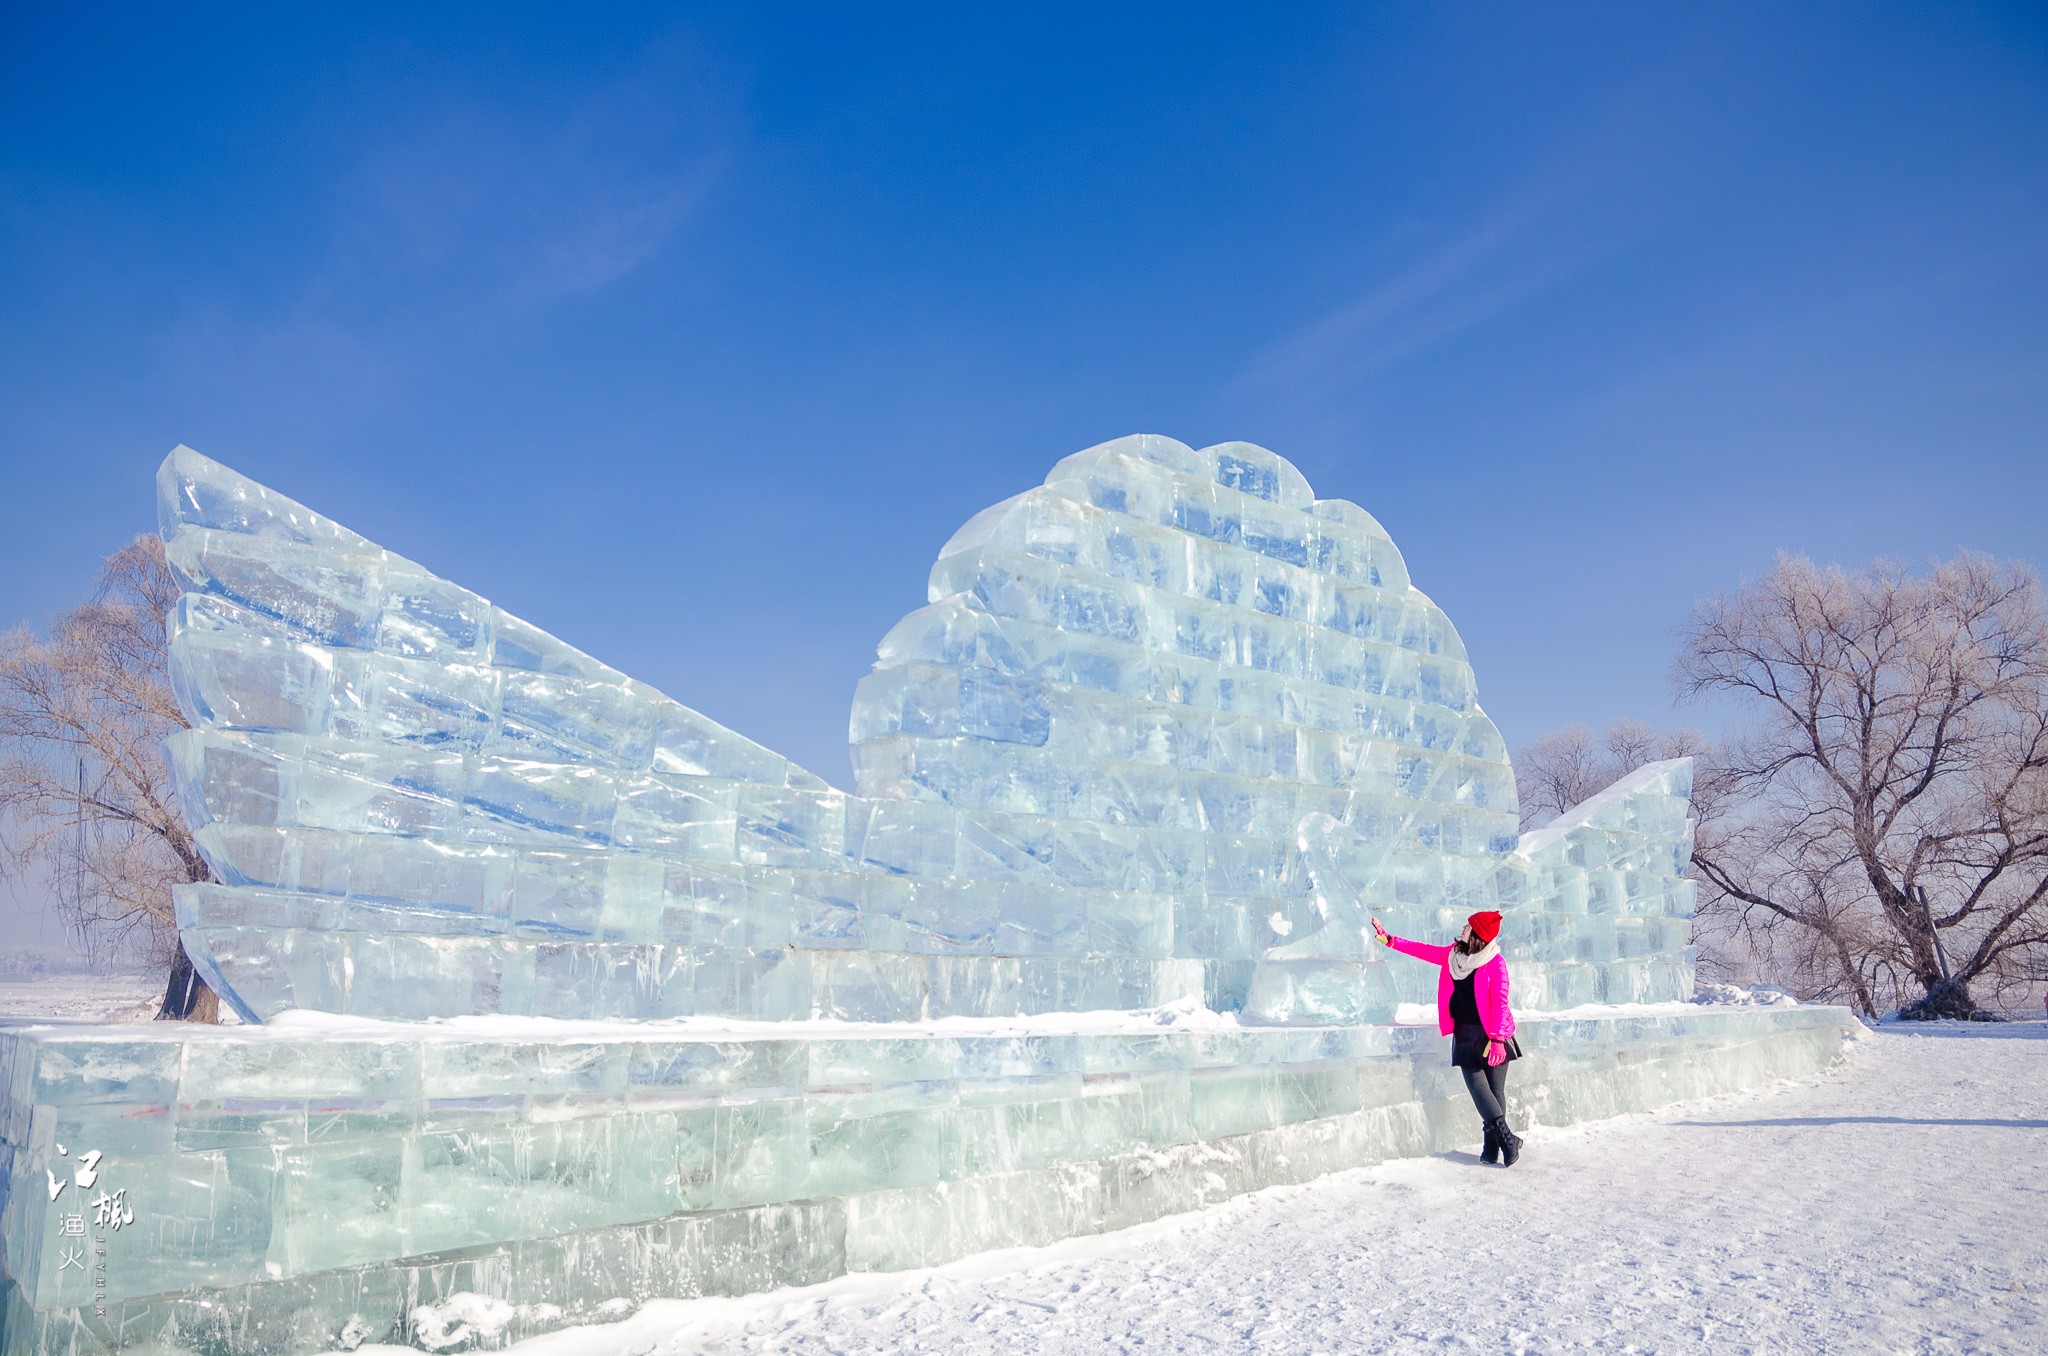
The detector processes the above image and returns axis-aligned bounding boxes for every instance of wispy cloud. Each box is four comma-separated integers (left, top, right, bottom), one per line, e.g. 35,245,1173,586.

137,29,738,446
1234,114,1657,407
328,29,731,312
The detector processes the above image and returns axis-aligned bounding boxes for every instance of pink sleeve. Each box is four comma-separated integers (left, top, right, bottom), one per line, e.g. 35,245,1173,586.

1478,959,1516,1039
1386,935,1451,967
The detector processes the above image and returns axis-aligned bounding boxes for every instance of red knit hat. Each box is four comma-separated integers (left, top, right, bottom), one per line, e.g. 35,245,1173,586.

1467,911,1503,944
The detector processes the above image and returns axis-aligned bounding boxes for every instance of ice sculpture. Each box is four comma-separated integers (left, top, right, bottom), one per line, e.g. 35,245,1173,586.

159,436,1695,1026
0,438,1857,1356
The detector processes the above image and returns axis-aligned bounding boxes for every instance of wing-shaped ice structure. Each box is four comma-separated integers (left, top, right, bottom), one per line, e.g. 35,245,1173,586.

160,437,1698,1023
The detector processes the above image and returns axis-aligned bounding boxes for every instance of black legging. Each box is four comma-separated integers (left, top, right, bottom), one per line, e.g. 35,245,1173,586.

1462,1063,1508,1121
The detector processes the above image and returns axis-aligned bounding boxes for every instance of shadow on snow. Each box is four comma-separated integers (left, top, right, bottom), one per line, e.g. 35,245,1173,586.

1675,1115,2048,1129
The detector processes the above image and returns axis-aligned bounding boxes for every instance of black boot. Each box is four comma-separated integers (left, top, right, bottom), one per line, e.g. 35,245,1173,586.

1486,1115,1522,1168
1480,1120,1500,1165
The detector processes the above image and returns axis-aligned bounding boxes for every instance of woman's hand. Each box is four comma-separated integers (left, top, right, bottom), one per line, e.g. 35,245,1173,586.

1485,1038,1507,1067
1371,917,1391,946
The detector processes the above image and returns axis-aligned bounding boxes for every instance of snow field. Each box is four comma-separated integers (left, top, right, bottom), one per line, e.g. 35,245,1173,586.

0,972,160,1024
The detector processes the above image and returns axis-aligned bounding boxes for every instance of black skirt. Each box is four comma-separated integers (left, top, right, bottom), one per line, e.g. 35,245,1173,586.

1451,1021,1523,1070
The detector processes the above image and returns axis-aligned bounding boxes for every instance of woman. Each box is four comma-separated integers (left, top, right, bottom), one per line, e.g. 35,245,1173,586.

1373,909,1525,1167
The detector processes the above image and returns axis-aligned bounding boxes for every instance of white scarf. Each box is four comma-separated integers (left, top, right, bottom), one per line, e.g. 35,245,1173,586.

1445,938,1500,982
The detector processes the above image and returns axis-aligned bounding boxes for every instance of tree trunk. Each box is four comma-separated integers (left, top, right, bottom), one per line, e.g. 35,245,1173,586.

1827,929,1882,1018
1897,976,1989,1022
1897,888,1992,1020
156,941,220,1023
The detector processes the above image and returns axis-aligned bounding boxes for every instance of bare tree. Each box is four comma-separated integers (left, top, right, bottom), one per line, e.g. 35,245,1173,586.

0,536,218,1021
1514,718,1709,830
1678,552,2048,1020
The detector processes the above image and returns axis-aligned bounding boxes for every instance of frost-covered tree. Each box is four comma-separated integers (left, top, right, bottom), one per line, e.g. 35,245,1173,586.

1514,719,1708,831
0,535,218,1021
1678,553,2048,1019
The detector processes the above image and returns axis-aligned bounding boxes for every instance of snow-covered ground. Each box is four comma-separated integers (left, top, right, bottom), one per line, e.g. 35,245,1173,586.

0,969,158,1022
388,1020,2046,1356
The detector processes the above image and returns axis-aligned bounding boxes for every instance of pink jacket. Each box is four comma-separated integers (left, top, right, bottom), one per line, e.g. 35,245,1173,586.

1386,935,1517,1039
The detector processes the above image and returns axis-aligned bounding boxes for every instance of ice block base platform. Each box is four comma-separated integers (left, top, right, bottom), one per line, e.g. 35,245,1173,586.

2,1004,1858,1355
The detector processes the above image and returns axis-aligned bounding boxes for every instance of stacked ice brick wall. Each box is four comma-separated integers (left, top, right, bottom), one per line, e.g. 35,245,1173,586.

1244,762,1699,1024
1506,759,1699,1009
159,437,1695,1027
0,1003,1855,1353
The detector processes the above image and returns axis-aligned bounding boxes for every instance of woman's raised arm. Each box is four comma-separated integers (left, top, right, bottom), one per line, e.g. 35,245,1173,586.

1374,918,1451,966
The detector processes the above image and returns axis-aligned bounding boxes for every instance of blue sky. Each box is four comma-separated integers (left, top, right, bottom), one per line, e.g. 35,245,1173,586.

3,1,2044,802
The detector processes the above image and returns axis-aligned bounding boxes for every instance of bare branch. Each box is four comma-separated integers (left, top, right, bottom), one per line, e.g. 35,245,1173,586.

0,534,218,1018
1668,551,2048,1017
